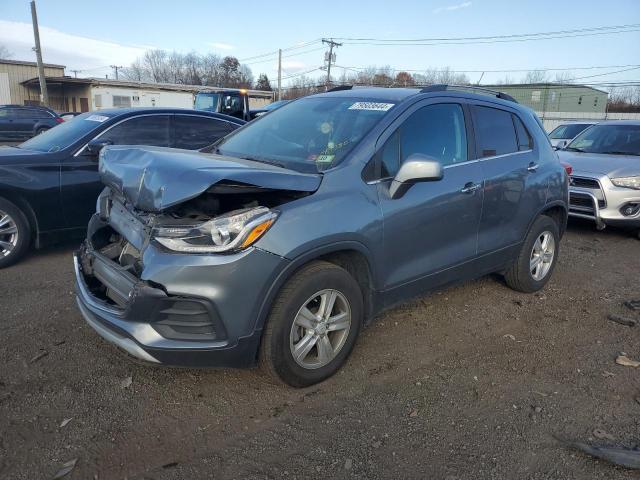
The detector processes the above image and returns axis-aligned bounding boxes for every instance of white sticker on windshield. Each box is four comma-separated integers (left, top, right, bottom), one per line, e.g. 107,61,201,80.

85,114,109,122
348,102,394,111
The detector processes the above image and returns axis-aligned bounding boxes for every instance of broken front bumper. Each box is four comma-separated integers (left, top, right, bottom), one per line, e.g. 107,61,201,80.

74,216,289,368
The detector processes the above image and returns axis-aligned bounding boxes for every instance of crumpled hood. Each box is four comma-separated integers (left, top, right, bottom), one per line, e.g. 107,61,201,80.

558,151,640,178
99,145,322,212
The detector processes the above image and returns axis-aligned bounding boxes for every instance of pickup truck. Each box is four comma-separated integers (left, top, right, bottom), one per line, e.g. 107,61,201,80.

194,89,274,121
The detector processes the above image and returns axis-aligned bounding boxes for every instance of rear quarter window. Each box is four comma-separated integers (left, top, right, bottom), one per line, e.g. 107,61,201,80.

472,106,518,157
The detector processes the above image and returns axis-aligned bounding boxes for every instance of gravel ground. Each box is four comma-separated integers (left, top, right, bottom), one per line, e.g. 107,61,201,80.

0,220,639,480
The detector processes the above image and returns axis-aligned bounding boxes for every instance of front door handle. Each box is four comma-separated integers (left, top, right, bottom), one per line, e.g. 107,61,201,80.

461,182,481,194
527,162,539,172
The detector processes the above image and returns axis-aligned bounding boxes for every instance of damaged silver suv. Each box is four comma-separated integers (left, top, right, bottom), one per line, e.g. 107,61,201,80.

74,86,568,387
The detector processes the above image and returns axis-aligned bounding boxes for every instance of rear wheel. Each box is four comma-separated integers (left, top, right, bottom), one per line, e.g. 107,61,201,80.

504,215,559,293
0,198,31,268
35,127,49,136
259,261,363,387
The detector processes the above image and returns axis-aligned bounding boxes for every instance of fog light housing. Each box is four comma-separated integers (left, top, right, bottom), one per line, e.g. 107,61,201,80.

620,202,640,217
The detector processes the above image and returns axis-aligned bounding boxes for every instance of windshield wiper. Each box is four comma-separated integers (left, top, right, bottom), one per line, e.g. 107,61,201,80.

600,151,640,156
564,146,585,152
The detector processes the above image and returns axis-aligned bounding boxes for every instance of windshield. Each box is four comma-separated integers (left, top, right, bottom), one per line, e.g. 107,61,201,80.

217,97,395,172
195,93,221,111
566,124,640,155
549,123,592,139
19,112,113,152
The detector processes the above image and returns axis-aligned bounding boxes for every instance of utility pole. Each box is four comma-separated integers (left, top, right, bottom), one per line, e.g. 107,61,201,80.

30,1,49,107
71,69,80,78
322,38,342,90
277,49,282,101
110,65,123,80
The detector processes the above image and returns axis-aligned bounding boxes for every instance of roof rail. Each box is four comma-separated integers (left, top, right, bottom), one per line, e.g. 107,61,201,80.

419,84,518,103
327,85,354,92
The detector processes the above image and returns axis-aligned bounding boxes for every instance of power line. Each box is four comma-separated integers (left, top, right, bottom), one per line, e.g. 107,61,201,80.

565,66,640,81
334,23,640,43
332,64,640,74
238,39,322,62
243,46,326,66
340,29,640,47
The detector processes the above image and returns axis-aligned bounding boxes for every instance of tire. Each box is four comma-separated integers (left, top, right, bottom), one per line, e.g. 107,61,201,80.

259,261,363,387
35,127,49,136
0,197,31,269
504,215,559,293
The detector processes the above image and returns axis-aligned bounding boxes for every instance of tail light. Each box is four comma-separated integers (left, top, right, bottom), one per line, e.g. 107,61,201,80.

55,117,64,123
560,162,572,175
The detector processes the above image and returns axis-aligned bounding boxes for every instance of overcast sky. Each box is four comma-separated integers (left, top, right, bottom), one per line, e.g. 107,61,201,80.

1,0,639,84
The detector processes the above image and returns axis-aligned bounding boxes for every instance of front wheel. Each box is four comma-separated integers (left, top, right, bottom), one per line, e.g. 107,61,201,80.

0,198,31,268
504,215,560,293
259,261,363,387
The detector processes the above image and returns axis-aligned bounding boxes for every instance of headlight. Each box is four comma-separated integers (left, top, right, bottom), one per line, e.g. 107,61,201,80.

611,176,640,190
153,207,277,253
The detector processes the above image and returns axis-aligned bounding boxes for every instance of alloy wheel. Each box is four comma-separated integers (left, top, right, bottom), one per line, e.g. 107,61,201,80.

529,231,555,281
0,210,18,258
289,289,352,369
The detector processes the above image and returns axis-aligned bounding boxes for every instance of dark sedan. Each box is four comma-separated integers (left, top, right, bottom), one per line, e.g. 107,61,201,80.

0,105,63,140
0,108,244,267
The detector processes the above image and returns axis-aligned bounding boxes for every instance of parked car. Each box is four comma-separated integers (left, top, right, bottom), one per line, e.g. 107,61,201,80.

548,121,597,149
0,108,244,267
74,86,568,387
558,120,640,236
0,105,63,140
250,99,292,118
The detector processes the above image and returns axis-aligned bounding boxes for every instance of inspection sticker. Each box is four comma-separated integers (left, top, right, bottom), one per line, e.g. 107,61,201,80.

85,114,109,122
348,102,395,111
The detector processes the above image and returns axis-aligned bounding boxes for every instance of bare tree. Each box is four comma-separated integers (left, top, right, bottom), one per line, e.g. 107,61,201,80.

120,59,148,81
0,44,12,59
121,50,255,88
553,71,575,84
522,70,548,84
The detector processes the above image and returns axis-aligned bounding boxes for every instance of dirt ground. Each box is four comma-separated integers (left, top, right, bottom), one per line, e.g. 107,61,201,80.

0,220,639,480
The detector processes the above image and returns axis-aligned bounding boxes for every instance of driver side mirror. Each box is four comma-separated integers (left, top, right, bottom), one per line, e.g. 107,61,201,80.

389,154,444,199
85,138,112,156
554,140,568,150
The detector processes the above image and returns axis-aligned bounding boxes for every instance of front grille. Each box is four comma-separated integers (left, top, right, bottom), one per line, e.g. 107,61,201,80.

570,193,595,209
570,176,606,208
570,176,600,189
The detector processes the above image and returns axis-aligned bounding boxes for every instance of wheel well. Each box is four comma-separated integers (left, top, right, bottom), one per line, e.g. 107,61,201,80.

541,205,567,237
317,250,375,323
0,192,38,246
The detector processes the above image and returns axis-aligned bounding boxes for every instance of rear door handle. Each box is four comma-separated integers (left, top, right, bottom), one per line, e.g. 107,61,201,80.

461,182,481,194
527,162,539,172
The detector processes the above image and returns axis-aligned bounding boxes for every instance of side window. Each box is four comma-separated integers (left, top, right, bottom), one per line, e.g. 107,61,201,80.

401,104,467,167
32,109,52,119
512,114,533,151
99,115,171,147
473,106,518,157
376,104,467,177
173,116,235,150
222,94,243,117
